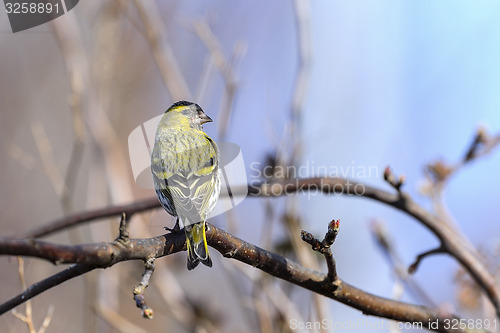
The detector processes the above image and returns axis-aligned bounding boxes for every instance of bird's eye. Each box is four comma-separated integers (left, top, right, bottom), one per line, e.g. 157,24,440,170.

182,109,191,115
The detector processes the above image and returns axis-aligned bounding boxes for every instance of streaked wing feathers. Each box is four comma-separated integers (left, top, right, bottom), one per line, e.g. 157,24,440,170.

152,133,219,223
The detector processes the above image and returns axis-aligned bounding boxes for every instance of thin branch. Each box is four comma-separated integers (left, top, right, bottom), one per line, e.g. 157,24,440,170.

115,212,130,245
371,220,438,308
301,219,340,282
94,303,149,333
456,128,500,176
232,261,305,332
289,0,312,161
16,197,160,238
133,257,155,319
51,13,88,213
31,122,65,196
422,130,500,249
191,20,245,141
11,257,35,333
151,267,193,327
1,264,94,316
384,166,405,193
425,128,500,190
38,305,54,333
424,129,500,228
132,0,191,101
408,247,446,275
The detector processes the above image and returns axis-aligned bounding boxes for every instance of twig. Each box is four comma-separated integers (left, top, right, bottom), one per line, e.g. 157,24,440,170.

463,126,490,162
424,128,500,202
115,212,130,246
31,122,66,196
408,247,446,274
11,257,35,333
301,220,340,282
94,304,149,333
7,145,37,170
289,0,312,161
191,20,245,141
38,306,54,333
133,257,155,319
1,264,94,316
232,261,305,332
151,267,192,327
425,128,500,189
132,0,191,101
371,220,437,307
16,197,160,239
51,13,87,213
384,166,405,192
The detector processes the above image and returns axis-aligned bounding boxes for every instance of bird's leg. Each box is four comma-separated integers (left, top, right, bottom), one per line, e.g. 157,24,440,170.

164,218,182,233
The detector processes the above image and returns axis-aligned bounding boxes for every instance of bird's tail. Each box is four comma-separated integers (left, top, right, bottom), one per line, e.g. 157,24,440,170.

185,221,212,270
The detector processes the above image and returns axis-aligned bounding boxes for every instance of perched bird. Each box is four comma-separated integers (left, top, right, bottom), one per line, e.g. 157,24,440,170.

151,101,221,270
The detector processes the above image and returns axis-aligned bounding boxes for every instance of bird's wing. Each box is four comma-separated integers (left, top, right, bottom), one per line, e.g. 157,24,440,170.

153,135,219,224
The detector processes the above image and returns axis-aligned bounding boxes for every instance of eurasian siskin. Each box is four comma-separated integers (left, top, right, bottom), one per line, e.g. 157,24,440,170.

151,101,221,270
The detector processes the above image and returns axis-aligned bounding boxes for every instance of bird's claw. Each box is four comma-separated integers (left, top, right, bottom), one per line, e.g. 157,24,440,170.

164,220,181,233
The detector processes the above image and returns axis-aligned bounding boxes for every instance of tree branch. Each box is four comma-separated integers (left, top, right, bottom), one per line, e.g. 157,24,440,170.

301,219,340,281
1,224,465,332
133,257,155,319
0,264,94,316
16,197,160,239
408,247,447,274
132,0,191,101
208,225,462,333
0,232,185,267
0,231,186,316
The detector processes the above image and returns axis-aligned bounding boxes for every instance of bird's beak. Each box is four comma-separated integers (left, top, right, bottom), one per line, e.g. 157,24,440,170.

199,112,213,124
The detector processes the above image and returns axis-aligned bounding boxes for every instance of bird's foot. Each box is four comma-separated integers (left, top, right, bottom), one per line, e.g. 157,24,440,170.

164,220,182,233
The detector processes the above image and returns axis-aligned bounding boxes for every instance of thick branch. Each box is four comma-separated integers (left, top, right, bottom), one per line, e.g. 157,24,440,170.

0,233,184,267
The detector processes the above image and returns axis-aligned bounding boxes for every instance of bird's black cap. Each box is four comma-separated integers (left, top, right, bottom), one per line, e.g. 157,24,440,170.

167,100,203,113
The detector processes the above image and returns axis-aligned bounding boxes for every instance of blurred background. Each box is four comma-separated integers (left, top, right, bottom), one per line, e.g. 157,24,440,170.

1,1,500,332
